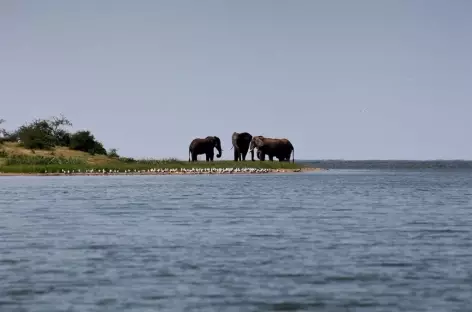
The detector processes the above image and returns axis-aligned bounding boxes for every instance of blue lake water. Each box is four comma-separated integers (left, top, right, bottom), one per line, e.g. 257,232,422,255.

1,170,471,311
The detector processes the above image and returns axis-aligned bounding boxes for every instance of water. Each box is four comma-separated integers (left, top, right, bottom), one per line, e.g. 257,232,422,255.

0,170,471,312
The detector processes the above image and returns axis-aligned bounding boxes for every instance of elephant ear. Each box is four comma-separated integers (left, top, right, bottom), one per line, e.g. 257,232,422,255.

255,136,264,146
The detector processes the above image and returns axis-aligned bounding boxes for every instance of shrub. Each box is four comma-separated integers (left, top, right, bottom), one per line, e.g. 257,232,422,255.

0,115,108,157
108,148,119,158
17,119,56,150
49,115,72,147
54,129,71,147
118,156,136,163
69,130,107,155
14,115,73,150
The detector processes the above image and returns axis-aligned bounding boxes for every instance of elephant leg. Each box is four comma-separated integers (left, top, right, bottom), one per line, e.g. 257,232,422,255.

242,153,246,161
260,152,266,161
268,155,274,161
192,153,198,161
234,148,239,161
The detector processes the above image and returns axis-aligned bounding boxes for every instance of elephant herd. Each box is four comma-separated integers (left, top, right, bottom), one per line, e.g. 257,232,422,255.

188,132,295,163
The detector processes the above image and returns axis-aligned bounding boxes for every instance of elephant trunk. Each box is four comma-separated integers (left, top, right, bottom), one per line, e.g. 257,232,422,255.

248,140,255,153
215,143,222,158
248,140,255,161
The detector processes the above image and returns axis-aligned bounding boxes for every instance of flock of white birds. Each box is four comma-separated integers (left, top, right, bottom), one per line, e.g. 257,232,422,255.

43,167,302,175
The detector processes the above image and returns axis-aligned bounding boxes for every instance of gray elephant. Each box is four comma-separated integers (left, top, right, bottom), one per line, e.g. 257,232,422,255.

256,149,285,161
231,132,253,161
188,136,222,162
249,135,295,163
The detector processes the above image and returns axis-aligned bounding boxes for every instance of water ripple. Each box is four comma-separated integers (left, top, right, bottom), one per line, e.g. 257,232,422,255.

0,171,471,311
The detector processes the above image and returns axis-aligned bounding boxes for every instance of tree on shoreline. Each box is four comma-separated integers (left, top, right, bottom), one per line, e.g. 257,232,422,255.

0,115,107,155
69,130,106,155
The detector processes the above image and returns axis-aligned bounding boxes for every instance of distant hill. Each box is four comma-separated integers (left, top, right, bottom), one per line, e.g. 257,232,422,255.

298,159,472,170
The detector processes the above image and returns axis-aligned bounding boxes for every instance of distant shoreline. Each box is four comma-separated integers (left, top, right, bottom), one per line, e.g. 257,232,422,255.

297,159,472,170
0,167,325,177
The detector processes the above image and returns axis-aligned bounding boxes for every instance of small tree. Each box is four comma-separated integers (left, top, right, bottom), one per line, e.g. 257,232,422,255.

108,148,119,158
17,119,56,150
49,114,73,146
7,114,73,149
50,114,72,130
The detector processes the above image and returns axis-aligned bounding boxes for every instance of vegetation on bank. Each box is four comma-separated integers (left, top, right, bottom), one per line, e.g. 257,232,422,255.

0,115,306,173
1,115,107,154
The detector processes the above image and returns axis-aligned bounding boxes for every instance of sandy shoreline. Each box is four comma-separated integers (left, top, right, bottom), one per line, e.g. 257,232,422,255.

0,167,326,177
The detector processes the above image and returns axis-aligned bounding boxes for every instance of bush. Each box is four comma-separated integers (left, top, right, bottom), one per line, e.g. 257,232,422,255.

17,119,56,150
54,129,71,147
49,115,72,147
69,130,107,155
108,148,119,158
118,156,136,163
0,130,19,144
1,115,108,156
12,115,73,150
1,115,120,159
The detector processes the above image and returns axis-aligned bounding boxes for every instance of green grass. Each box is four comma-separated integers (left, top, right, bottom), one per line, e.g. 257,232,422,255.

3,154,86,166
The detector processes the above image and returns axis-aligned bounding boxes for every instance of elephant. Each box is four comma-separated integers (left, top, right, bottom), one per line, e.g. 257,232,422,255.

256,149,285,161
231,132,253,161
249,135,295,163
188,136,222,162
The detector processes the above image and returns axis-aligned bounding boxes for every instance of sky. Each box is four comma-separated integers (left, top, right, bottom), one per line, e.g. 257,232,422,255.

1,0,471,160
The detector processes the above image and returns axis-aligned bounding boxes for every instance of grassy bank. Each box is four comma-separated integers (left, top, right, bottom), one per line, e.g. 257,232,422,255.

0,142,307,174
0,160,304,174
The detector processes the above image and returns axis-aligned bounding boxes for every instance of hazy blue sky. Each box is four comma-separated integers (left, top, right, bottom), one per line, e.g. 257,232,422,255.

1,0,471,160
